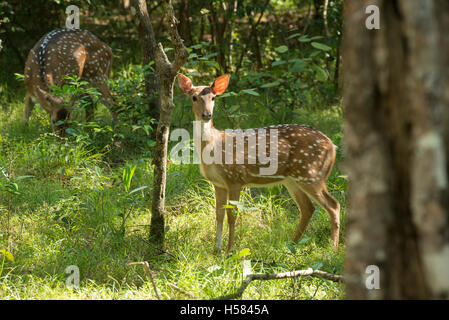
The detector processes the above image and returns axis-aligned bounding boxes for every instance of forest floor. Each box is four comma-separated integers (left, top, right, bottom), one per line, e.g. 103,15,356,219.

0,96,346,300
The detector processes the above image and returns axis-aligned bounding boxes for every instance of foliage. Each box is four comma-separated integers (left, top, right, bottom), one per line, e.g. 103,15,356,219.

0,0,345,300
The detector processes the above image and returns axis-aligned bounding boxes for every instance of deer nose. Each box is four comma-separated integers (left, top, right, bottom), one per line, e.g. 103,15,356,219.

202,111,212,120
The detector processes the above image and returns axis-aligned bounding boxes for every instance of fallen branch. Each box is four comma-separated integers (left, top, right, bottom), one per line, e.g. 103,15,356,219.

127,261,162,300
214,268,343,300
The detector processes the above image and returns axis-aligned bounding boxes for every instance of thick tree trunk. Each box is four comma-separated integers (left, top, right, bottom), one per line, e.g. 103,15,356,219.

131,0,161,128
343,0,449,299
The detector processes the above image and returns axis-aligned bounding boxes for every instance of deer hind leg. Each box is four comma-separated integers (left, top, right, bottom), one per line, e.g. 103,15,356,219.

300,182,341,247
214,185,227,252
226,185,241,252
23,93,35,125
283,178,315,243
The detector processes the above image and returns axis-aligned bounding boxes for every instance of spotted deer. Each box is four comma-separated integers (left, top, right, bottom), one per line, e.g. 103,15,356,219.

178,74,340,252
23,28,117,134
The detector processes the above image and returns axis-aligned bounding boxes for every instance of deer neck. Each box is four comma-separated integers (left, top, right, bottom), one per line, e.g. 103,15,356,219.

194,120,223,162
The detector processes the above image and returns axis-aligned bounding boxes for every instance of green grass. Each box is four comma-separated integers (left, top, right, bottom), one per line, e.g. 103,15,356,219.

0,96,346,300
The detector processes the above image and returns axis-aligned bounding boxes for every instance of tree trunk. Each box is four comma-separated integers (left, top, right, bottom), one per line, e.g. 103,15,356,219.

131,0,161,129
343,0,449,299
150,0,189,246
235,0,270,74
178,0,192,47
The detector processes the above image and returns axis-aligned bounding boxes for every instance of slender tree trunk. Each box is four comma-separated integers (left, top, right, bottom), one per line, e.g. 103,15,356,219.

235,0,270,74
131,0,160,130
343,0,449,299
150,0,189,246
334,36,340,89
178,0,192,47
227,0,238,72
323,0,330,37
313,0,323,18
209,2,229,73
249,17,263,70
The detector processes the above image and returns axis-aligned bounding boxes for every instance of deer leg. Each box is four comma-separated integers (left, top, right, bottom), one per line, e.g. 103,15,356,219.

300,182,341,247
284,179,315,243
23,93,35,125
226,185,241,252
214,185,227,252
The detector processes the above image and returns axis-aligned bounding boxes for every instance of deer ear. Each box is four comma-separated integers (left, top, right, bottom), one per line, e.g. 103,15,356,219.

211,74,230,95
178,74,193,94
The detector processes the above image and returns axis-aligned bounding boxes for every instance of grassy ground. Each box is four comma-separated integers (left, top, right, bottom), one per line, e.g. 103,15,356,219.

0,96,346,300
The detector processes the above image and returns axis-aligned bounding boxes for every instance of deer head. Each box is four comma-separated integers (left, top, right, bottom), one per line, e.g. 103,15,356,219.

178,74,230,123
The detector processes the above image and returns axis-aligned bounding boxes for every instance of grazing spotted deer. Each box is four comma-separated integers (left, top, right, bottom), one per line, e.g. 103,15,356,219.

178,74,340,252
23,28,117,134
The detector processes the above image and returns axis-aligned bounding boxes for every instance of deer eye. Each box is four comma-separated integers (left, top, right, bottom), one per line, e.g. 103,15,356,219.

192,96,197,101
212,96,215,101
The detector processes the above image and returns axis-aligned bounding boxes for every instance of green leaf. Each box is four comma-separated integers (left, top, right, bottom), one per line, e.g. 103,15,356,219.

14,73,24,81
298,35,311,42
65,128,79,136
199,52,218,60
313,66,328,82
122,165,136,193
260,80,281,88
286,241,297,254
229,248,251,260
275,45,289,53
291,61,307,73
241,89,259,96
311,42,332,51
220,91,238,98
297,236,311,246
287,33,302,39
0,249,14,263
129,185,148,195
15,175,34,181
272,60,287,66
229,105,240,113
5,183,19,193
312,262,324,270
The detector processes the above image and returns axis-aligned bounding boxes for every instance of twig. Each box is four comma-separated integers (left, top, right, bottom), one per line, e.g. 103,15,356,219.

167,281,197,299
138,237,176,259
213,268,343,300
127,261,162,300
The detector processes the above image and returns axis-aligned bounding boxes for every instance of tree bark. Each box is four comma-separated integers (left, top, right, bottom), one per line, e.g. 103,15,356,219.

150,0,189,246
131,0,161,128
343,0,449,299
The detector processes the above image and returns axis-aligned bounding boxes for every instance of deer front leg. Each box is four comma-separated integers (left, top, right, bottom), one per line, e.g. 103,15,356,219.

214,186,227,252
226,185,241,253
